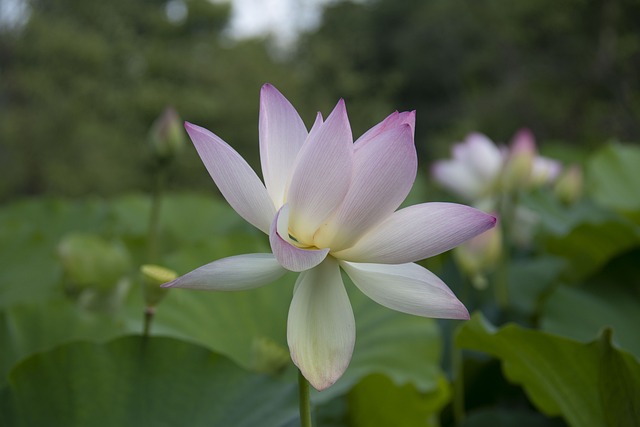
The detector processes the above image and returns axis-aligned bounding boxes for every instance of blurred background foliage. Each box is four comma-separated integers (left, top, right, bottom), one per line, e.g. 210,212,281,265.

1,1,640,426
1,0,639,201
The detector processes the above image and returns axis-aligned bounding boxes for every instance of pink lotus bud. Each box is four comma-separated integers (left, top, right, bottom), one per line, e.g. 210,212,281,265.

501,128,536,191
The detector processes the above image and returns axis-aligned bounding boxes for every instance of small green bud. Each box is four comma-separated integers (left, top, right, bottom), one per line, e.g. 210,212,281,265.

251,336,290,374
148,106,186,162
554,165,583,205
454,218,502,289
140,264,177,307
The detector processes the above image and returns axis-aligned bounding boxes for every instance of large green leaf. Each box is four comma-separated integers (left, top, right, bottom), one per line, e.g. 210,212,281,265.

543,218,640,281
0,336,298,427
507,256,565,316
347,373,450,427
587,143,640,219
521,190,640,281
456,313,640,427
0,198,110,308
0,193,448,405
541,284,640,358
0,299,132,386
149,271,446,402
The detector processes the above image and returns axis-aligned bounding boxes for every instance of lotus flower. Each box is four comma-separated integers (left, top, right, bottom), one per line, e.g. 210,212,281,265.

433,130,562,202
163,84,496,390
431,133,504,201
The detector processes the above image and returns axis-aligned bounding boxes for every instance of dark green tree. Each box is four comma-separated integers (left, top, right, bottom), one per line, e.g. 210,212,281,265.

295,0,640,157
0,0,296,199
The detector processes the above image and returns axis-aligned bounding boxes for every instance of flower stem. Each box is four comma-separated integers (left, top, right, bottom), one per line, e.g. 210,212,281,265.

452,345,466,425
147,167,165,264
142,306,155,338
298,369,313,427
143,165,166,337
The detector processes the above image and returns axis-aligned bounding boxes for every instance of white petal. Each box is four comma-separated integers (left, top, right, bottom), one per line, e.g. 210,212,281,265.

259,84,308,208
314,124,416,251
461,133,504,181
269,205,329,272
161,254,286,290
286,100,354,243
431,160,485,201
287,257,355,390
340,261,469,319
185,122,275,234
334,203,497,264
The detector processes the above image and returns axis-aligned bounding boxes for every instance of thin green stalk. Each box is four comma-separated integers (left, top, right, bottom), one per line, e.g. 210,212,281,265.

143,165,166,337
143,306,155,338
452,345,465,425
298,369,313,427
147,167,166,263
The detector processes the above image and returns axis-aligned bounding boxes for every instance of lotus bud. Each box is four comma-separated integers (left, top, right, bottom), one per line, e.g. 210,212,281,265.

454,216,502,289
554,164,583,204
140,264,177,308
251,336,290,374
501,129,535,191
148,106,186,162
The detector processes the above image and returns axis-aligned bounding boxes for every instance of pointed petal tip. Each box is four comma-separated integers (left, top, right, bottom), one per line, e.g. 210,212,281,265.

159,281,174,288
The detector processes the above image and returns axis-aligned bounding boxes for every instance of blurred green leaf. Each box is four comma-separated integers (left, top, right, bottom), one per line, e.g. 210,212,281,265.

0,300,132,386
456,313,640,427
597,330,640,427
0,336,298,427
587,144,640,220
507,256,565,316
149,272,446,402
543,218,640,281
523,188,640,281
347,373,450,427
541,285,640,358
0,198,111,308
461,407,561,427
57,233,131,291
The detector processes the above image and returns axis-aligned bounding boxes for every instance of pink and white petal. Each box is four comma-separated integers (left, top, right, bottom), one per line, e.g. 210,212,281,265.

259,84,308,208
333,203,497,264
286,100,354,243
270,205,329,272
287,257,355,390
340,261,469,319
314,124,417,251
185,122,275,234
161,253,286,291
354,111,416,149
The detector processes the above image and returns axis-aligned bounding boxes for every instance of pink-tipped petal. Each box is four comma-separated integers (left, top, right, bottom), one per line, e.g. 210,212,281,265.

185,122,275,234
314,124,417,251
355,111,416,149
287,99,354,243
161,254,286,290
287,258,355,390
334,203,497,264
259,84,308,208
269,205,329,272
340,261,469,319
